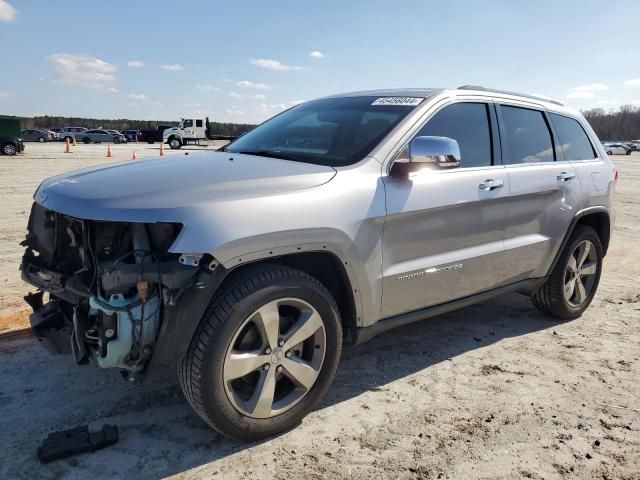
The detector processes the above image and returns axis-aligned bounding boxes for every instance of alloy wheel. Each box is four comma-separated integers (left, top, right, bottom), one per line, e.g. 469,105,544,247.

223,298,326,419
3,144,17,155
564,240,598,307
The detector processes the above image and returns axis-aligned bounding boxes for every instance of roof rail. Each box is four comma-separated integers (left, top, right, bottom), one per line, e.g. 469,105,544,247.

457,85,563,106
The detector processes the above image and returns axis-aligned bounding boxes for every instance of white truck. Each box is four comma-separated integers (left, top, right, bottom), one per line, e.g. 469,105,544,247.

162,117,238,149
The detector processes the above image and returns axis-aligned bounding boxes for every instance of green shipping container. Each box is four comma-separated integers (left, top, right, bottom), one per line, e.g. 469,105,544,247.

0,115,24,137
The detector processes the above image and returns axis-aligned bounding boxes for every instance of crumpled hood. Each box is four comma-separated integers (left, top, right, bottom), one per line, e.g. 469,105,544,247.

35,151,336,222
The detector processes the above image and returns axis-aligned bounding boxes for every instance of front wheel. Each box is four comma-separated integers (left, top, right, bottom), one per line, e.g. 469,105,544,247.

178,264,342,441
532,225,603,319
38,137,45,143
82,137,91,144
168,137,182,149
1,143,17,155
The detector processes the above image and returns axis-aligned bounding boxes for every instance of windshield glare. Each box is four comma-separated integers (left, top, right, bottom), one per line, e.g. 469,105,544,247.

226,96,422,167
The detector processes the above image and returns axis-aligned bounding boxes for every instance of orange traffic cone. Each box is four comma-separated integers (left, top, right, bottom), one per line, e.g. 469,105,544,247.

106,145,112,158
159,142,164,156
131,150,137,160
64,138,71,153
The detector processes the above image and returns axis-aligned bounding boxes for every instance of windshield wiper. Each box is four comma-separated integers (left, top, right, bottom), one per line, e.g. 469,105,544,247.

230,149,302,162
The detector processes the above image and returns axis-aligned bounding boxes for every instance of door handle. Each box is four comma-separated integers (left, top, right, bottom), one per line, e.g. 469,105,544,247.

479,179,504,191
557,172,576,182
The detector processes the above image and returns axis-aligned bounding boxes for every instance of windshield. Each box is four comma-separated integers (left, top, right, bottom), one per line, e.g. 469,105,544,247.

225,96,423,166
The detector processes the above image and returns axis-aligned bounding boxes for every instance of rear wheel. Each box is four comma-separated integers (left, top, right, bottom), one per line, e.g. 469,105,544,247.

82,137,91,144
532,225,603,319
179,264,342,440
38,137,45,143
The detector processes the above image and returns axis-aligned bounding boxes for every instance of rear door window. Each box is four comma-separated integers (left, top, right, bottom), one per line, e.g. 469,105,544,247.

500,105,554,164
549,113,596,161
196,119,203,128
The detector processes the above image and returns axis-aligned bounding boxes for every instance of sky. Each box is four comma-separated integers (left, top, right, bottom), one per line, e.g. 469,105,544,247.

1,0,640,124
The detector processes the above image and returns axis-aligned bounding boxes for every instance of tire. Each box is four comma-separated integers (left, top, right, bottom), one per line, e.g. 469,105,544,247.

146,138,155,144
82,137,91,144
38,137,45,143
113,137,120,144
169,137,182,149
179,264,342,441
1,143,17,155
626,150,632,155
606,150,612,155
532,225,603,320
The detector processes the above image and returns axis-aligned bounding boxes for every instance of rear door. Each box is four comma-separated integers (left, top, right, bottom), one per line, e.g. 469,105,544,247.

497,103,582,284
381,101,509,318
548,112,611,218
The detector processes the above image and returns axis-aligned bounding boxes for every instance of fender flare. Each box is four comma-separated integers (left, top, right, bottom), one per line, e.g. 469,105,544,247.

219,241,365,326
546,206,610,276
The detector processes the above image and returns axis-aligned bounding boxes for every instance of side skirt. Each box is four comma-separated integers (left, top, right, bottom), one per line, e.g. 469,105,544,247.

343,277,546,347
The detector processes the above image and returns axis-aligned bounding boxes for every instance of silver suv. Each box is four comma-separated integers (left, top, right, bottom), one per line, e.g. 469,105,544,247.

21,87,616,440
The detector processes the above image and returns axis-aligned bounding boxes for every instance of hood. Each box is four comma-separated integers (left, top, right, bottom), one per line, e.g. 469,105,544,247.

35,151,336,222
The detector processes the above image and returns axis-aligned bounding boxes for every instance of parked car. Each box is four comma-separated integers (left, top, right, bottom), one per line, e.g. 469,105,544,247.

60,127,88,143
48,130,60,141
21,87,616,441
140,125,173,144
123,129,141,142
20,129,53,142
0,135,25,155
603,143,630,155
77,129,127,144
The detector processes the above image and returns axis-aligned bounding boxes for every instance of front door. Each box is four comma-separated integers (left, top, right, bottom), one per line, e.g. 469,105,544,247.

381,101,509,318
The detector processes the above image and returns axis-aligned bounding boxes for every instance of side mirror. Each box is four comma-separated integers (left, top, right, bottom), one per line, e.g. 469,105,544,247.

390,136,461,178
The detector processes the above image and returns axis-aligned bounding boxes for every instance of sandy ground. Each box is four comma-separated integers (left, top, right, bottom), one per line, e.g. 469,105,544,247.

0,145,638,479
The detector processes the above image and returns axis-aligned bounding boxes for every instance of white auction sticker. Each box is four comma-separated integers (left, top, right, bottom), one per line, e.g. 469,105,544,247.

371,97,423,106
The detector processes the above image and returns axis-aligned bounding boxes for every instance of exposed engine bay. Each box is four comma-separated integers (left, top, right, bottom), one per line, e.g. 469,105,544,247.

21,202,216,381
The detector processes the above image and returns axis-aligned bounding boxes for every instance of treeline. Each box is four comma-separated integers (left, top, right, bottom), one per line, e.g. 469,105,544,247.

583,105,640,141
24,116,256,137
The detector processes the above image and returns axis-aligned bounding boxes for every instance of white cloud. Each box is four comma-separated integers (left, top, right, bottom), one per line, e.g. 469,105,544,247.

151,101,163,107
250,58,305,71
309,51,325,59
184,102,202,108
127,60,145,68
225,109,245,115
236,80,270,90
196,83,221,92
162,64,183,71
107,87,119,93
47,53,117,91
229,92,266,100
0,1,17,22
571,83,608,93
128,93,148,101
0,90,11,97
566,91,596,99
624,78,640,87
259,100,304,111
596,99,621,106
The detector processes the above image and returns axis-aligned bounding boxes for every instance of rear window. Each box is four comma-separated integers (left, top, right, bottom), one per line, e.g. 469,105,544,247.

549,113,596,161
500,106,554,164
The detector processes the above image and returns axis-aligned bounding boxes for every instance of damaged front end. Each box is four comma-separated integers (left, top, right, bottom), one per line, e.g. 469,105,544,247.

21,202,216,381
